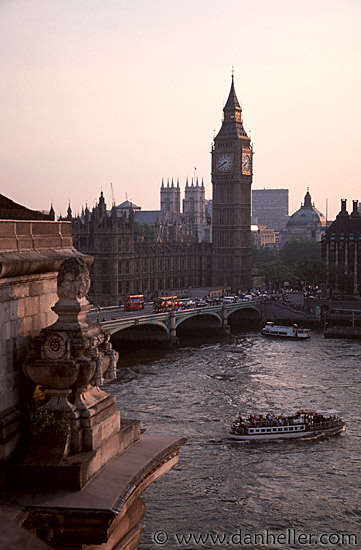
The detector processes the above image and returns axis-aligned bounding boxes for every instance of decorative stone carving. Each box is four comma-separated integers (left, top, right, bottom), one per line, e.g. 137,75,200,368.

23,257,119,455
57,256,90,300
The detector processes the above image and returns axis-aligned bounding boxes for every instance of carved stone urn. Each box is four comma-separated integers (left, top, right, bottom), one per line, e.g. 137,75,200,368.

24,257,120,455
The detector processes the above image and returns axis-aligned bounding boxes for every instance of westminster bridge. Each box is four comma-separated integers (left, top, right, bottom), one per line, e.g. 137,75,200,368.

98,299,319,347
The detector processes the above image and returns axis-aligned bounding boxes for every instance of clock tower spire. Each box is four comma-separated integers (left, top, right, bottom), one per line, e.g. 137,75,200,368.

211,75,253,291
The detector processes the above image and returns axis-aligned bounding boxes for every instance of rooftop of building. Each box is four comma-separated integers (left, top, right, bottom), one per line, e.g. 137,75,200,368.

286,189,326,227
0,193,54,221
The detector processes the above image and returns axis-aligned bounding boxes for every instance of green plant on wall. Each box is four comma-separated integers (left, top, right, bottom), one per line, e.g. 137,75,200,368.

28,406,70,437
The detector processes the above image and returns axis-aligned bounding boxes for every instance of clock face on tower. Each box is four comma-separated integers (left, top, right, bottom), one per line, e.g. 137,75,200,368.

242,152,251,174
217,154,233,172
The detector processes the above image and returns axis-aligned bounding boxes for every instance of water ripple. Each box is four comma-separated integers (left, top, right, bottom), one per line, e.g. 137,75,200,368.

109,331,360,548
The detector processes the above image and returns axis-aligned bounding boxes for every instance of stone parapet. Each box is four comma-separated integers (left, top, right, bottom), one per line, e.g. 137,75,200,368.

0,220,73,254
0,248,91,279
0,220,91,279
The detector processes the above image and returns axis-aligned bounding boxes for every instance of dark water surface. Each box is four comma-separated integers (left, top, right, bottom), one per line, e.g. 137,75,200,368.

106,331,361,548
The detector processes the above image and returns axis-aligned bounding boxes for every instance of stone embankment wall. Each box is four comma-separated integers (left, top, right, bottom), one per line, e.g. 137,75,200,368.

263,300,319,325
0,220,91,460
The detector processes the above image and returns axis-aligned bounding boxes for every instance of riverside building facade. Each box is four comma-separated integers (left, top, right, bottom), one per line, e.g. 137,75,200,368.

69,187,213,306
322,199,361,296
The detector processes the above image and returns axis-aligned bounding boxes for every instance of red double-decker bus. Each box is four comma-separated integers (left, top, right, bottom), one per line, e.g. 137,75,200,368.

153,296,178,313
123,295,145,311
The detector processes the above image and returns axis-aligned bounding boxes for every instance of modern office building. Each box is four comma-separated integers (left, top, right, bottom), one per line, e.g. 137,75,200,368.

252,188,289,231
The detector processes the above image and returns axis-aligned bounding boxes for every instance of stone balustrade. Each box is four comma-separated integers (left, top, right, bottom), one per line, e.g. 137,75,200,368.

0,220,72,252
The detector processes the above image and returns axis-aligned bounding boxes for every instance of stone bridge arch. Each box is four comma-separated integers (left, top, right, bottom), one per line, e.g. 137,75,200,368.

109,320,170,350
175,310,223,330
226,305,261,324
103,300,263,348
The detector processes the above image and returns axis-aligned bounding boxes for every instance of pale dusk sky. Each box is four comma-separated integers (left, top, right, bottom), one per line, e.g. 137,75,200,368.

1,0,361,220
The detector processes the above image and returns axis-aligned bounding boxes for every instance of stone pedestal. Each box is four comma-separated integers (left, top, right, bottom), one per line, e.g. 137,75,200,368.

23,257,120,461
7,419,141,491
1,257,186,549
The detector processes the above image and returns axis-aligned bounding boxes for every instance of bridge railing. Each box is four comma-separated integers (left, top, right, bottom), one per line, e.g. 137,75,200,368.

101,299,262,330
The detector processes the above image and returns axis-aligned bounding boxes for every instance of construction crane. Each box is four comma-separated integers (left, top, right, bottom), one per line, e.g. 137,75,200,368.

110,182,116,207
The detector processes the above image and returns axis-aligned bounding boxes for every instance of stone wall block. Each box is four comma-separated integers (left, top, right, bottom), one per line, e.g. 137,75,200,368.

10,320,21,341
82,412,121,451
9,301,19,322
24,296,39,318
15,222,31,235
1,302,10,324
39,293,56,314
29,280,45,297
16,298,25,319
0,367,6,388
4,321,11,341
61,223,72,236
5,339,16,373
16,237,34,249
0,222,16,235
61,236,73,248
33,237,62,249
45,311,57,327
31,315,43,334
33,222,59,235
0,286,9,303
18,316,33,337
12,283,30,300
0,237,17,249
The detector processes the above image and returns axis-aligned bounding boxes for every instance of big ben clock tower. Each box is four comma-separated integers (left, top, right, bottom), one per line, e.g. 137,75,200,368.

211,75,252,291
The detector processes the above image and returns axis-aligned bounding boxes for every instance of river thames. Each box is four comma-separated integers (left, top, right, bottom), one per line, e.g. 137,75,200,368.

106,330,361,549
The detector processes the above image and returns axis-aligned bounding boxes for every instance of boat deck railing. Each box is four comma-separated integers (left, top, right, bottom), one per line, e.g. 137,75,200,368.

310,420,344,430
230,419,344,435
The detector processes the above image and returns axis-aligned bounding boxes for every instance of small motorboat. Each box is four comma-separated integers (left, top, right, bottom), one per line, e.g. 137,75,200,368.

229,409,345,441
261,321,311,339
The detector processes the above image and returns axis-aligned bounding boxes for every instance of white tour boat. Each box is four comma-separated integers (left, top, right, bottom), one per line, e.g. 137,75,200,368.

261,321,311,339
229,410,345,441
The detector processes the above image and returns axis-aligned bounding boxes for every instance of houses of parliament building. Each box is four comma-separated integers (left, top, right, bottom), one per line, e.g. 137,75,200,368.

68,77,253,306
